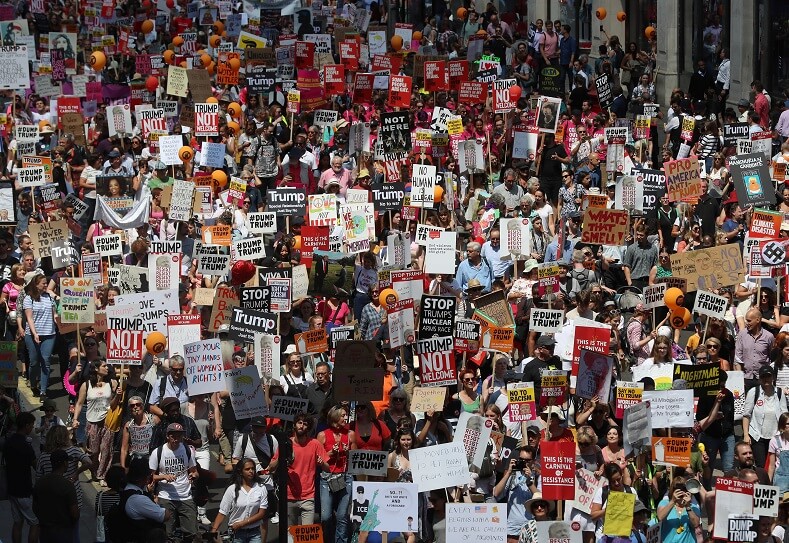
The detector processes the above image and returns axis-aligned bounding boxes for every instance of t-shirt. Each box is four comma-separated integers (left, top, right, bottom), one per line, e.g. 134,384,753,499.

3,432,36,497
33,473,78,529
23,293,56,336
287,437,324,500
218,483,267,528
149,443,196,501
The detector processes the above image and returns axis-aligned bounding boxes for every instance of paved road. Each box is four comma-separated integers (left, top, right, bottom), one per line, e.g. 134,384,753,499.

0,363,290,543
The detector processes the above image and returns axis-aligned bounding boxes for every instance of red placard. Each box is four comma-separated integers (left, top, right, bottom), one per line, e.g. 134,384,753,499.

323,64,346,96
458,81,487,105
570,325,610,378
424,61,447,92
106,329,144,364
339,40,359,72
295,41,315,69
540,441,576,500
57,97,82,129
388,75,412,109
353,73,374,104
448,60,469,91
371,54,403,74
300,225,329,268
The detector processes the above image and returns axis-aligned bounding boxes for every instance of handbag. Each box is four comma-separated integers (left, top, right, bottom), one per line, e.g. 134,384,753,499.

326,472,346,493
105,384,124,433
95,491,106,542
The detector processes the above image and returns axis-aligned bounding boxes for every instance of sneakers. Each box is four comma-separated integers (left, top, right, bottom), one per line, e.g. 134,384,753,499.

197,514,211,526
270,512,279,524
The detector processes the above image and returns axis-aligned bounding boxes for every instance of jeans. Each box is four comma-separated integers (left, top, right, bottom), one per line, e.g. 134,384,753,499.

25,333,55,393
698,432,735,487
232,527,261,543
352,293,370,321
320,473,352,543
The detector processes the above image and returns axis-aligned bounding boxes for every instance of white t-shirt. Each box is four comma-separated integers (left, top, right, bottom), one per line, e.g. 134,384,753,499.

149,443,196,501
218,482,268,528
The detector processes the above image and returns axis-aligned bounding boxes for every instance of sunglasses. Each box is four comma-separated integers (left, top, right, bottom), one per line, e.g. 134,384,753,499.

705,344,719,349
129,403,143,408
391,397,406,402
532,502,548,509
463,377,478,382
170,367,184,373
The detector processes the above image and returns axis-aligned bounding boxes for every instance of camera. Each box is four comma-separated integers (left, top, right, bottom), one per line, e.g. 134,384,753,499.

514,458,529,470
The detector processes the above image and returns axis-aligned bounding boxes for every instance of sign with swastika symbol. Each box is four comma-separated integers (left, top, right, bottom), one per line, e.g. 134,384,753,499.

760,239,788,266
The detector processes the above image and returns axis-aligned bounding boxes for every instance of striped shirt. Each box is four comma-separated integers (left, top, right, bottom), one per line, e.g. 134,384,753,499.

22,293,56,336
37,446,91,508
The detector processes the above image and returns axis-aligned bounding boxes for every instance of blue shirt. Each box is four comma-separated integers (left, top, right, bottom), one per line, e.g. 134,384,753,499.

559,35,577,65
544,238,577,265
657,498,700,543
481,241,511,279
453,258,493,293
502,472,534,536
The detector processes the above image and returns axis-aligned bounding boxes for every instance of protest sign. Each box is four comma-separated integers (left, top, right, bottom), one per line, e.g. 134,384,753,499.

603,492,635,537
266,187,307,216
332,340,380,401
351,482,419,533
94,234,123,257
388,74,412,108
418,295,456,339
224,365,267,419
294,328,327,355
631,361,676,391
415,336,456,387
409,387,447,413
410,164,436,208
506,382,537,422
148,254,179,292
60,277,95,324
80,254,103,286
581,207,628,245
623,402,652,453
254,333,281,383
0,341,16,388
540,370,568,407
347,450,389,477
166,314,202,359
642,389,695,428
529,308,564,333
409,442,469,491
169,179,195,222
204,283,237,333
453,318,481,352
569,322,610,382
643,283,666,310
198,253,230,276
651,436,692,468
114,290,179,338
730,152,776,208
750,208,782,239
576,349,614,400
479,325,514,353
307,194,337,226
753,484,780,517
228,308,277,343
595,72,613,109
184,338,227,396
728,515,758,543
106,329,144,365
29,220,68,259
248,212,277,234
386,299,415,350
391,270,424,303
270,396,309,421
693,290,728,319
713,478,755,538
665,158,703,202
541,440,576,500
669,244,745,292
673,362,719,397
573,467,604,514
536,521,583,543
446,503,507,543
267,277,292,313
646,523,661,543
289,525,323,543
194,102,219,137
614,381,643,418
474,290,514,328
18,166,45,187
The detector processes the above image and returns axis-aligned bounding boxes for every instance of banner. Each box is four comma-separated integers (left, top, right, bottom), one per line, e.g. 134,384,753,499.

730,153,776,208
540,440,576,500
183,338,225,395
409,387,447,413
60,277,95,324
673,362,719,397
418,295,456,339
106,329,144,365
713,478,754,538
409,442,469,491
665,158,703,202
446,504,507,543
641,389,695,428
581,208,628,245
506,382,537,422
669,244,745,292
415,336,456,387
614,381,643,418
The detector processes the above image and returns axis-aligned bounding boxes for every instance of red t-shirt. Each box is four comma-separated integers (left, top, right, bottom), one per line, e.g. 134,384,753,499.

541,427,575,442
350,419,392,452
287,437,324,500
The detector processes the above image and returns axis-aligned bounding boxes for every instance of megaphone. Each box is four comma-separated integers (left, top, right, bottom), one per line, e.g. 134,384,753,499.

685,478,701,494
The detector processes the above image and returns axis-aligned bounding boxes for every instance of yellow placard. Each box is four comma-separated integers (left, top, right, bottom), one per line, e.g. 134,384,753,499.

602,491,635,536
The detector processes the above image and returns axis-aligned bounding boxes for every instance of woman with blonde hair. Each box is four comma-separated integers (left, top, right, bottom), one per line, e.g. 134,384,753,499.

317,404,357,543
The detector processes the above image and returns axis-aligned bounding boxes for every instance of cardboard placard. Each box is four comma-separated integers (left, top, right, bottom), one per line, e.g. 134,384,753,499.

581,207,629,245
669,244,745,292
409,386,447,413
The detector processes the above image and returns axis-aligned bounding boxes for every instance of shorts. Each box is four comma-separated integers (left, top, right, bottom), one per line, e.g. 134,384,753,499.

10,496,38,525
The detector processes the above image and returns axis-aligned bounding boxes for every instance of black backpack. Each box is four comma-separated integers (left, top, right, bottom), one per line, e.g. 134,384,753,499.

105,488,163,543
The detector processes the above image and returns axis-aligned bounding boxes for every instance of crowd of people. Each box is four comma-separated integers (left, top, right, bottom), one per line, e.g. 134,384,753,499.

0,2,788,543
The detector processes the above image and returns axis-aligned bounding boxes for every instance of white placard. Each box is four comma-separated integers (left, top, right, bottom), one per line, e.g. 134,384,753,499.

642,389,695,428
409,442,470,492
424,231,457,275
753,484,780,517
692,290,728,319
529,308,565,333
94,234,123,257
643,283,666,310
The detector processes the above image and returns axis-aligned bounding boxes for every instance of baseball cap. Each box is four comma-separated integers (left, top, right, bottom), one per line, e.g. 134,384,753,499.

159,396,180,410
759,365,775,378
250,416,267,427
166,422,185,434
536,335,556,347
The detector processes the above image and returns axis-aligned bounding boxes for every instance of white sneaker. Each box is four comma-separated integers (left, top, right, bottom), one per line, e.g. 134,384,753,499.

270,512,279,524
198,514,211,526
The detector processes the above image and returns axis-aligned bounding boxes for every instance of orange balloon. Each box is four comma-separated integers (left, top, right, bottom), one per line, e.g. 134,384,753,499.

476,29,487,35
669,307,692,330
645,26,657,40
226,121,240,135
209,35,222,48
141,19,154,34
228,57,241,71
145,331,167,355
595,7,607,20
213,21,225,34
89,51,106,71
616,11,626,22
413,31,422,41
434,184,444,203
292,235,302,250
211,170,228,188
456,7,468,19
163,50,175,64
206,96,218,104
379,288,399,308
172,35,184,46
664,287,685,311
179,60,187,68
207,61,216,74
200,53,212,67
178,146,194,162
390,35,403,51
227,102,242,118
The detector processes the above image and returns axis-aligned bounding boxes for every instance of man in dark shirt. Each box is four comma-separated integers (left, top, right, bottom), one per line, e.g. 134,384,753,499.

306,361,334,426
33,448,79,543
538,134,569,207
521,335,563,401
695,179,720,239
3,411,39,543
696,374,735,488
724,441,771,485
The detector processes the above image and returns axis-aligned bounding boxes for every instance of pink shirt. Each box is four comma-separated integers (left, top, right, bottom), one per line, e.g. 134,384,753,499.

540,31,559,59
317,167,352,197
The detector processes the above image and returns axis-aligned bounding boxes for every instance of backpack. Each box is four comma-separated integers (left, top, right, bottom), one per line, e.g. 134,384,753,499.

284,374,308,399
753,384,783,404
151,443,210,506
569,268,595,295
105,488,163,543
240,432,275,468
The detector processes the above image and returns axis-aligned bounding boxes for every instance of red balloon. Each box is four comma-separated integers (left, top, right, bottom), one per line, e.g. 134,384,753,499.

230,260,256,286
509,85,522,101
166,0,175,7
145,75,158,93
